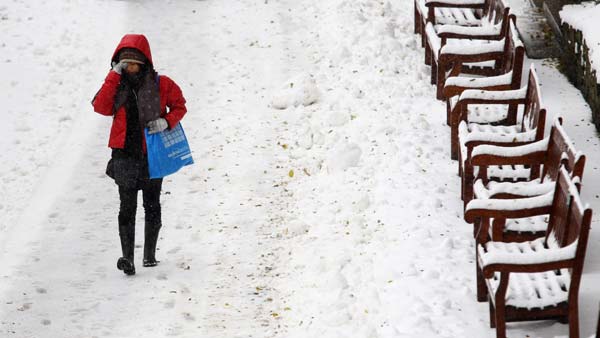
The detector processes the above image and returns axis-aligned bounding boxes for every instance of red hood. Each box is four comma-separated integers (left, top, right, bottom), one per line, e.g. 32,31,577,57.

111,34,153,66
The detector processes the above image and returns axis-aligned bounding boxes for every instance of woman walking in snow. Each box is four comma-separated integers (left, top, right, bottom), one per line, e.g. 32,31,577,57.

92,34,187,276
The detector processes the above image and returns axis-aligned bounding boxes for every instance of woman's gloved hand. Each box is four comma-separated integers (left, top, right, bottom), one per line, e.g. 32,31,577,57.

147,118,168,134
111,60,129,75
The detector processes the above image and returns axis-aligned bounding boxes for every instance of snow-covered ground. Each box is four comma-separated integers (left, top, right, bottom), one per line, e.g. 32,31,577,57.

561,1,600,73
0,1,599,337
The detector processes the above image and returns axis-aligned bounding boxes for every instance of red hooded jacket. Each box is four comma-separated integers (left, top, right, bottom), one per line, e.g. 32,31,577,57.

93,34,187,152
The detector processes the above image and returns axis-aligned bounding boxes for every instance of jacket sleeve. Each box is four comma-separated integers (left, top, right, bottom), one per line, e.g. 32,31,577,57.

162,77,187,128
92,71,121,116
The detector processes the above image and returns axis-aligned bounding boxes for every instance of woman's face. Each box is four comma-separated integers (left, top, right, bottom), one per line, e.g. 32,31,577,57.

125,62,141,74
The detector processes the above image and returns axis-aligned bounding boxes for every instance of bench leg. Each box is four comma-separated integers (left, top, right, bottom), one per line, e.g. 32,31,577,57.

476,248,487,302
462,165,474,209
495,315,506,338
446,100,452,126
458,149,463,179
495,303,506,338
450,118,458,160
494,274,509,338
473,218,480,238
430,58,437,85
569,302,580,338
425,41,432,67
414,2,419,35
436,62,445,100
489,300,496,328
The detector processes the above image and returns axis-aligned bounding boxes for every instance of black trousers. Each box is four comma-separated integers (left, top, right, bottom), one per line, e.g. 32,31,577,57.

117,178,163,259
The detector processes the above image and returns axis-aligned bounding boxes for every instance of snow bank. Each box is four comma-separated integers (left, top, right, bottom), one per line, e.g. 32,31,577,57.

326,141,362,172
561,2,600,74
271,73,320,109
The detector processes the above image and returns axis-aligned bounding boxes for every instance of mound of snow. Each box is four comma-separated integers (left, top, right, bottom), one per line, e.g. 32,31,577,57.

327,110,351,127
326,142,362,171
271,74,320,109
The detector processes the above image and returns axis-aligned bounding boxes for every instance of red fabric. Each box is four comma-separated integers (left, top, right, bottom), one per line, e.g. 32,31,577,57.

111,34,153,66
93,35,187,152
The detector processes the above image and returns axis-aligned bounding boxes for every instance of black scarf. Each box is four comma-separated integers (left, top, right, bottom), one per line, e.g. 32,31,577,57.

113,68,161,128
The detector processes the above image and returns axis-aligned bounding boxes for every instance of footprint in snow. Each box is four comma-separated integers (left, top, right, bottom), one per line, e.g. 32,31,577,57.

182,312,195,321
17,303,32,311
163,299,175,309
423,269,440,279
167,246,181,254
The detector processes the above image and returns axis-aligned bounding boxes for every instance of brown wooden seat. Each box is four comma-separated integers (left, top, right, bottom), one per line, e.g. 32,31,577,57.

464,167,591,338
414,0,486,42
466,117,586,242
414,0,486,35
456,65,546,209
424,2,512,100
443,19,524,126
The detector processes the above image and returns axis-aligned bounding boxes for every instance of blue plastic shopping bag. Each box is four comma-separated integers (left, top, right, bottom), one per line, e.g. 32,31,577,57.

145,123,194,179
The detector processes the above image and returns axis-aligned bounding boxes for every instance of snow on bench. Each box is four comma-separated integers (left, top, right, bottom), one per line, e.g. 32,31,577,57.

423,1,513,99
443,18,524,117
466,167,592,338
454,65,546,210
466,117,586,241
413,0,486,38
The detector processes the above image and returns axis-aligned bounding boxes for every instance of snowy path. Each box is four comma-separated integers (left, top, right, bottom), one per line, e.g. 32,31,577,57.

1,1,600,338
0,0,312,336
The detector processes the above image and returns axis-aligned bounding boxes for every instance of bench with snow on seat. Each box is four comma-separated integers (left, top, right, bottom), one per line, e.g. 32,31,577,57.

464,167,591,338
455,65,546,210
443,19,524,126
424,1,512,100
414,0,487,44
466,117,585,242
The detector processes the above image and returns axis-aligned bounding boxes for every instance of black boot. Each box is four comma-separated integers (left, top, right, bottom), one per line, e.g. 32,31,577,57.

143,222,161,267
117,215,136,276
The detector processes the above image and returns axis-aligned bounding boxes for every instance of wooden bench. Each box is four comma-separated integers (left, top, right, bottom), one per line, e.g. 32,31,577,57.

414,0,486,43
464,167,591,338
424,1,512,99
455,65,546,209
443,19,524,126
467,118,586,242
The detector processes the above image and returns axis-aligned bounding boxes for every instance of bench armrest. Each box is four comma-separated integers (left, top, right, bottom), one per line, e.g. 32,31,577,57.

478,239,578,278
440,39,505,56
444,72,514,98
481,260,575,278
425,0,485,8
473,179,556,200
464,191,554,223
470,138,549,166
462,129,538,146
437,24,502,40
457,86,528,105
